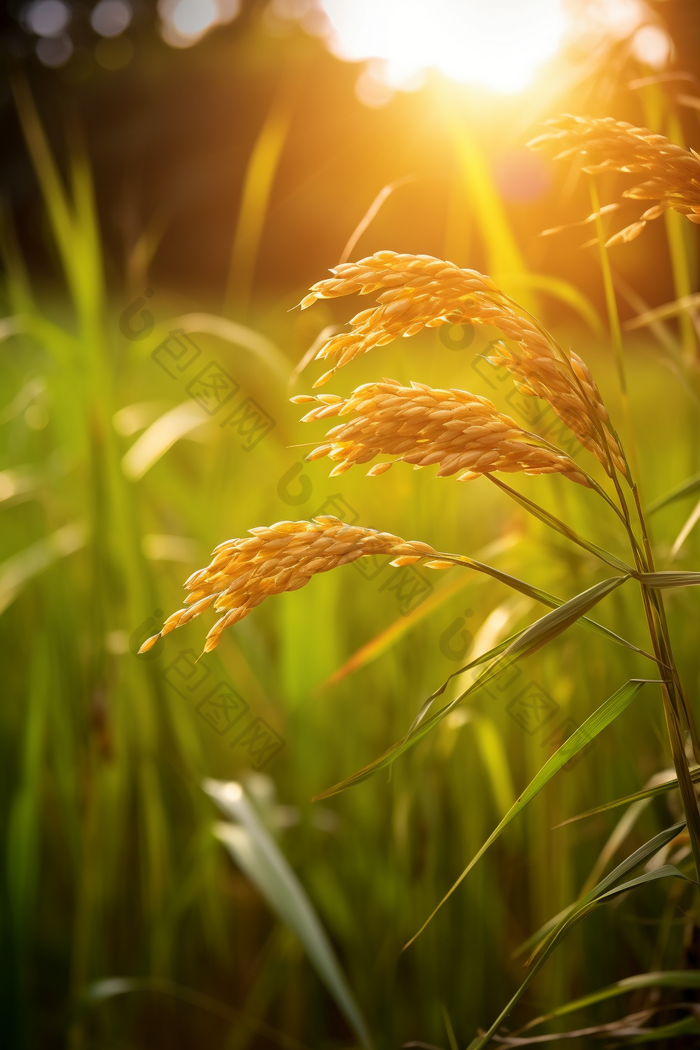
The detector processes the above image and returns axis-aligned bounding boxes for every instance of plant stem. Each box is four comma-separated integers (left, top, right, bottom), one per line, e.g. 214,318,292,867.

623,482,700,878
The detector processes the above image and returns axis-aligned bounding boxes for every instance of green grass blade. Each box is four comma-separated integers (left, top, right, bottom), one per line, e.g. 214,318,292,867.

518,820,686,964
648,471,700,514
487,476,635,573
670,496,700,557
0,522,87,615
316,537,518,691
152,314,291,384
444,102,534,311
315,578,631,802
471,714,516,817
624,1015,700,1044
120,402,210,480
553,768,700,828
316,570,477,692
664,110,698,363
10,76,75,292
589,179,627,395
6,636,49,937
516,970,700,1035
625,293,700,334
225,78,300,316
469,862,691,1050
405,678,649,950
637,570,700,589
498,576,629,662
204,780,372,1049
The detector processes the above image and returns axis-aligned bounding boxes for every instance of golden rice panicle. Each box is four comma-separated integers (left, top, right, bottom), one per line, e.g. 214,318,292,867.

528,114,700,245
299,251,624,477
485,343,626,475
293,380,591,487
299,251,498,385
138,517,444,654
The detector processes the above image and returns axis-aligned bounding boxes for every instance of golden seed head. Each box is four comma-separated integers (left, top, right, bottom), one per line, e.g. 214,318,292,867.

528,114,700,244
301,251,625,477
138,517,444,654
299,379,591,487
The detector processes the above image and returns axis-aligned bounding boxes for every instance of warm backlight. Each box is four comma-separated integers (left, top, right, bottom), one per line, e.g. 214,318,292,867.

320,0,568,94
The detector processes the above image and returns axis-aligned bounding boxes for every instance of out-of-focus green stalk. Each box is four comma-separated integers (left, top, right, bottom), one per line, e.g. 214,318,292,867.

225,76,301,318
665,109,698,365
440,89,536,313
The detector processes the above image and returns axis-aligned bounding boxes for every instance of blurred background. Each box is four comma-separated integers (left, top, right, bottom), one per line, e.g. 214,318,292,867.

1,1,700,1047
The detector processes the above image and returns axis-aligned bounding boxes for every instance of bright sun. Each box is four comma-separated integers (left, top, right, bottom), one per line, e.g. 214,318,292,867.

320,0,568,95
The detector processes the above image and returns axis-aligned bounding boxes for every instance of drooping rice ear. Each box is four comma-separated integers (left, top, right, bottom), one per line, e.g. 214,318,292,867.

298,381,591,488
139,517,447,655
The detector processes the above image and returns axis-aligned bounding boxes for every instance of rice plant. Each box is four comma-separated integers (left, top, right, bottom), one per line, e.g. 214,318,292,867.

143,121,700,1045
4,19,700,1050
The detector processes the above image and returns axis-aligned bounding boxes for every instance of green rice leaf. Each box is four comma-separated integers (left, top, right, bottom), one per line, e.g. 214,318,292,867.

515,820,686,962
0,521,87,616
554,767,700,828
153,314,290,384
487,476,635,574
647,471,700,514
405,677,650,950
499,576,629,662
469,858,692,1049
516,969,700,1035
636,570,700,589
498,272,603,335
121,402,210,480
204,779,372,1050
315,577,631,802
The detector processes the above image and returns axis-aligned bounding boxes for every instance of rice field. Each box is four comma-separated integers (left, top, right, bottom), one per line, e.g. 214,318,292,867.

2,4,700,1049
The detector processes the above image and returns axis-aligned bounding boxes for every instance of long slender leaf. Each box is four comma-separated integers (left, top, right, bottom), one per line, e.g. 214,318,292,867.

487,476,635,574
405,678,651,950
499,576,629,662
121,402,210,480
468,862,693,1049
625,292,700,332
554,767,700,828
315,535,519,692
636,569,700,589
624,1015,700,1044
516,970,700,1035
314,578,632,803
0,521,87,615
488,1007,699,1045
647,471,700,514
515,820,686,963
321,547,653,696
225,76,300,314
204,780,372,1049
497,272,603,335
156,313,291,384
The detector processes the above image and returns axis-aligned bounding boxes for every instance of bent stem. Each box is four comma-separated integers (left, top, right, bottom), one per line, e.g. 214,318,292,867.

625,481,700,876
489,462,700,879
